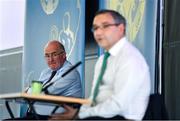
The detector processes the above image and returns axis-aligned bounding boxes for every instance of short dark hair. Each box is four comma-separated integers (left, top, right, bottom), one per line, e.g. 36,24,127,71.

95,9,126,28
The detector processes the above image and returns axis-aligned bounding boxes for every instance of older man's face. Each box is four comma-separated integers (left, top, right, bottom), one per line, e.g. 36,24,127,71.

44,43,66,70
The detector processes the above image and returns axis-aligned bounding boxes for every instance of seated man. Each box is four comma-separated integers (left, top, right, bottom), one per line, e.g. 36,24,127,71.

49,9,151,120
23,40,82,119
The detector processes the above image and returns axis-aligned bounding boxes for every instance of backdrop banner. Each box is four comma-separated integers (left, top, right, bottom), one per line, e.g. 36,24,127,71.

24,0,85,88
21,0,85,116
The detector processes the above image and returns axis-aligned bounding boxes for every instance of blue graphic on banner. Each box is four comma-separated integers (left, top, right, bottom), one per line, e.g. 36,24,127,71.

99,0,158,92
23,0,85,93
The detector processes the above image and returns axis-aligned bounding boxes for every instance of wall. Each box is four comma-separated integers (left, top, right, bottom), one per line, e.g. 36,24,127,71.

163,0,180,119
0,47,23,119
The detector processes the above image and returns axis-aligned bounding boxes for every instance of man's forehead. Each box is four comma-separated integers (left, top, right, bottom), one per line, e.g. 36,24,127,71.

44,46,60,53
45,51,58,54
93,14,114,24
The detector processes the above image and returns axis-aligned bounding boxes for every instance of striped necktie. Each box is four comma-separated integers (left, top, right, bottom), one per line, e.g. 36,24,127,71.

92,52,110,105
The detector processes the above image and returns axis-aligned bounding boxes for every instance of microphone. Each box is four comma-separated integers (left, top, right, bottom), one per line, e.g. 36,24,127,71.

42,61,82,93
62,61,82,77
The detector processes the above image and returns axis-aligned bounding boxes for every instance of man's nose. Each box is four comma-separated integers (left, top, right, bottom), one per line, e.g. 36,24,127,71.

94,28,104,36
48,56,54,61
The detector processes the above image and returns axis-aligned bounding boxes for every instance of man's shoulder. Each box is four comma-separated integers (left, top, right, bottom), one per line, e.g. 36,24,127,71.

60,61,72,70
58,61,80,75
41,68,51,74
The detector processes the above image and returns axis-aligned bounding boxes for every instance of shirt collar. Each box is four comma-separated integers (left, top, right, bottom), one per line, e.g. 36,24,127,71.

108,37,127,56
50,60,68,72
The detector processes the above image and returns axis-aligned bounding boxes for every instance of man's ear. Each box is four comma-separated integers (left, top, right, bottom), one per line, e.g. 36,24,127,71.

118,24,125,33
63,53,67,60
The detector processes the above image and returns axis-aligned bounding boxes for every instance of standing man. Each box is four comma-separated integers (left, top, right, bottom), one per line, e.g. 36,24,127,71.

25,40,82,119
50,9,151,120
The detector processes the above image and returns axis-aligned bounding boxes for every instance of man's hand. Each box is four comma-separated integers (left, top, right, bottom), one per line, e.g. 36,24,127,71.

49,104,78,120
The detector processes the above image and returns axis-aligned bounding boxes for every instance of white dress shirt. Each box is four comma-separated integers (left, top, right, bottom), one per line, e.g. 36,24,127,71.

79,37,151,120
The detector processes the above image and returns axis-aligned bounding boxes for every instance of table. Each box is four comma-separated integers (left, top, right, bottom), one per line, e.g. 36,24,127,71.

0,92,91,119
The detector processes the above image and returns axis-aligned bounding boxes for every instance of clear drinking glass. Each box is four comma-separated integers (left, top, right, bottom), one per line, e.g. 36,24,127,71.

24,71,34,93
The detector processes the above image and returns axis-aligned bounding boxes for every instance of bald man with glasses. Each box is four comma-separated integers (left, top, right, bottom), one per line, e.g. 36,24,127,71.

20,40,82,120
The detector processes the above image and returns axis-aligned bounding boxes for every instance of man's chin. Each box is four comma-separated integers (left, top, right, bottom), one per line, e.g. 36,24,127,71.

99,44,109,50
49,65,57,70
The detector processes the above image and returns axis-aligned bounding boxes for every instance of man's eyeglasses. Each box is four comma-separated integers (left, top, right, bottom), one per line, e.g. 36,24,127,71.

91,23,120,32
44,51,64,59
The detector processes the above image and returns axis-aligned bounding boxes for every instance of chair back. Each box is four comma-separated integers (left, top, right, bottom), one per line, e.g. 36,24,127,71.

143,93,168,120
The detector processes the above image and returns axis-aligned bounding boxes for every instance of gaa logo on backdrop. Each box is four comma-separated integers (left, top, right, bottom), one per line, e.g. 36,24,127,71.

40,0,81,59
108,0,146,42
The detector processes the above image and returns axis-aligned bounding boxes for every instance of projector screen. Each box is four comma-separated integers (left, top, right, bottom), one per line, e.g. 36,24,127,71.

0,0,25,51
